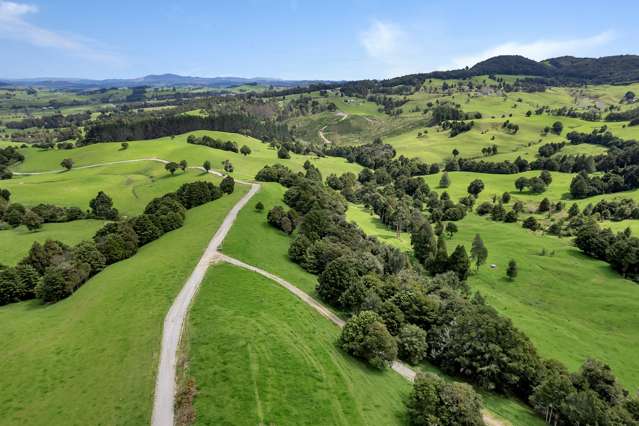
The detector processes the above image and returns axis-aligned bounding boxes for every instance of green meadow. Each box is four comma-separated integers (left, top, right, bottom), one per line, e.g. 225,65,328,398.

12,130,361,179
185,263,410,425
347,206,639,393
0,184,247,425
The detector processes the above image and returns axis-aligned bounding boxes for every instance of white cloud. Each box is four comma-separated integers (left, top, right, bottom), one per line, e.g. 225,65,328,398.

0,1,121,64
359,20,428,77
452,31,615,69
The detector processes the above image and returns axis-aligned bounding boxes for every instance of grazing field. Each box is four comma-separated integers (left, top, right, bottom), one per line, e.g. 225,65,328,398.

0,219,105,265
184,263,410,425
347,205,639,393
0,182,247,425
12,130,361,179
222,182,540,424
4,161,224,216
222,182,320,296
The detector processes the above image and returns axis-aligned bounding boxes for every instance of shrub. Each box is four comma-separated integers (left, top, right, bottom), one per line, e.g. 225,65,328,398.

339,310,397,369
398,324,428,365
406,373,484,426
89,191,119,220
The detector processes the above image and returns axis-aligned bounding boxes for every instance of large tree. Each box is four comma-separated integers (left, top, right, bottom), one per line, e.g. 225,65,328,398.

470,234,488,271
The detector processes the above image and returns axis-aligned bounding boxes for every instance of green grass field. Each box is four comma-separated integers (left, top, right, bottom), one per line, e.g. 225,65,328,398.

347,206,639,393
0,220,106,266
221,182,540,424
0,182,247,425
185,263,410,425
12,130,361,180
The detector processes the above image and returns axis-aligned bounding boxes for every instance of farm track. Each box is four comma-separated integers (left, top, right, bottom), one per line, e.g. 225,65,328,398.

15,160,506,426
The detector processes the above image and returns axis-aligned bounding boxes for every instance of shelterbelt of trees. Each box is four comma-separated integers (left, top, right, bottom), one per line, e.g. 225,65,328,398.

0,177,235,306
81,113,291,144
254,162,639,425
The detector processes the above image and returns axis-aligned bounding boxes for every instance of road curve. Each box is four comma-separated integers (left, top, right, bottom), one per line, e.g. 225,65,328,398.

14,159,505,426
150,183,259,426
214,254,505,426
13,158,225,177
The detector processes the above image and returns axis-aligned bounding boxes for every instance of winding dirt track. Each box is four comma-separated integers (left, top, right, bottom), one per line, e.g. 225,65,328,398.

15,160,504,426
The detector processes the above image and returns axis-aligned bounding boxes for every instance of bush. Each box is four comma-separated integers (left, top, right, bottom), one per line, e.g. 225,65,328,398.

89,191,119,220
522,216,541,231
130,214,163,245
220,176,235,194
316,256,361,306
94,222,139,264
397,324,428,365
407,373,484,426
339,310,397,369
72,241,106,275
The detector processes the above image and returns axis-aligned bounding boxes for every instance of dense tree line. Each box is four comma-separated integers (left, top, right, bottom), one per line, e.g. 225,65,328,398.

441,120,474,137
324,138,396,169
605,106,639,122
574,221,639,281
4,112,90,130
255,165,639,422
1,193,87,229
0,180,230,306
186,134,240,153
81,113,291,145
0,146,24,179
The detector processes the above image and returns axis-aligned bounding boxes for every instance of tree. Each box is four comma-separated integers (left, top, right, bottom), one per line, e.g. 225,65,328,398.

452,148,459,158
222,159,234,173
316,256,361,306
522,216,541,231
220,176,235,194
179,160,188,171
411,222,437,266
552,121,564,135
448,245,470,281
255,201,264,212
202,160,211,172
89,191,119,220
529,177,547,194
470,234,488,271
22,209,43,231
568,203,580,218
277,146,290,159
540,170,553,185
339,310,397,369
407,373,484,426
515,177,529,192
398,324,428,365
60,158,74,171
165,162,179,175
439,172,451,188
240,145,251,156
467,179,485,197
501,192,511,203
507,259,518,280
120,142,129,150
445,222,458,239
538,198,551,213
5,203,26,227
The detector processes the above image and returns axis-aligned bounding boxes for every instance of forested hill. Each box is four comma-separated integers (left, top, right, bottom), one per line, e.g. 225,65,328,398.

380,54,639,87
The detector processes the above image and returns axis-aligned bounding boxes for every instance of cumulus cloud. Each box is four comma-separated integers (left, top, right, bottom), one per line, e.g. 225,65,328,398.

0,1,121,63
452,31,615,68
359,20,427,77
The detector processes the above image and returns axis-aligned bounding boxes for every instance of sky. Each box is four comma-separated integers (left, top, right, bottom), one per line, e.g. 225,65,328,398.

0,0,637,80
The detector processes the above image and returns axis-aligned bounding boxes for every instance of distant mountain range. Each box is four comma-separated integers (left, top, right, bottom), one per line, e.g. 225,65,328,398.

0,74,337,90
2,54,638,90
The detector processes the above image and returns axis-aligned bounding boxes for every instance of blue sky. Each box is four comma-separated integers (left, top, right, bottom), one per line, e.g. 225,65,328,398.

0,0,637,80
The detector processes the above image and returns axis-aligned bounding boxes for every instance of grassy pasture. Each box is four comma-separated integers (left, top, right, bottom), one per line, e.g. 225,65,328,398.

0,220,106,266
221,182,540,424
347,206,639,393
0,184,247,425
185,263,410,425
12,130,361,179
3,161,222,217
